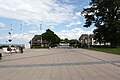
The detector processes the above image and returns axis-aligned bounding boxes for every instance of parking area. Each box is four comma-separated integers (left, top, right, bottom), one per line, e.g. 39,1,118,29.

0,48,120,80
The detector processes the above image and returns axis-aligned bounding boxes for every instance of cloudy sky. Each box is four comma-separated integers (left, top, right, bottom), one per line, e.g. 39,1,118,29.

0,0,94,45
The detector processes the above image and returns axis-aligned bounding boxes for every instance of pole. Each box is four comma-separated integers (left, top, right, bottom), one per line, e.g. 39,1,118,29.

20,23,22,47
8,24,12,47
40,24,42,46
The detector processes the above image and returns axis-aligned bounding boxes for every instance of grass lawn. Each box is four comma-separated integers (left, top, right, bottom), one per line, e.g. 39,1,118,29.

89,47,120,55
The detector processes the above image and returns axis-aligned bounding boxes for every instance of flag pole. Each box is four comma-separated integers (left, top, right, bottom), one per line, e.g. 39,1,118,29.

8,24,12,47
20,23,22,47
40,24,42,47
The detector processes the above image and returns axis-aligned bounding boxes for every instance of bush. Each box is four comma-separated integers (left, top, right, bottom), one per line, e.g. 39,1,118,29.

91,45,111,48
31,45,48,49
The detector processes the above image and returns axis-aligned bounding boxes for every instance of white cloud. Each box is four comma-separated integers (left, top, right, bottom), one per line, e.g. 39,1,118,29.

84,5,92,8
0,0,75,24
11,28,46,42
63,0,71,3
0,22,5,27
0,27,95,44
65,11,84,28
11,33,33,43
75,12,81,16
66,21,81,27
50,26,54,29
0,26,47,44
11,27,94,42
56,28,94,39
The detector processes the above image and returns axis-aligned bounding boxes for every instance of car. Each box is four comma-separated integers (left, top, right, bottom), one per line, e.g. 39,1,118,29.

2,47,19,53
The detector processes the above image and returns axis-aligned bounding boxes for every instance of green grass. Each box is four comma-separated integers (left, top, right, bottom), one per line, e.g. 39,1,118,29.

89,47,120,55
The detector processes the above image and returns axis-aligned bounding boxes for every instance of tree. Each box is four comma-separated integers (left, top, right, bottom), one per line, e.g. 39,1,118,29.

69,39,80,48
42,29,60,47
81,0,120,47
64,38,69,43
60,38,69,43
60,39,81,48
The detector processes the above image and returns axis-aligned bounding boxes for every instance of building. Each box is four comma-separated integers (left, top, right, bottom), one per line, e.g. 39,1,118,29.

58,43,70,48
79,34,110,48
29,35,49,48
79,34,94,48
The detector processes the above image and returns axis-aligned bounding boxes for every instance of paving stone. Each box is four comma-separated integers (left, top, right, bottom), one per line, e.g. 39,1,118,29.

0,49,120,80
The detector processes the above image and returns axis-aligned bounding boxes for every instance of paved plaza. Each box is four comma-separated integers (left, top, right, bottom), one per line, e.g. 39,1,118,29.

0,48,120,80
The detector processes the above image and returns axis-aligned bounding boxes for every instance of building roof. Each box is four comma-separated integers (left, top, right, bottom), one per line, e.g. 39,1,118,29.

79,34,94,40
29,35,49,44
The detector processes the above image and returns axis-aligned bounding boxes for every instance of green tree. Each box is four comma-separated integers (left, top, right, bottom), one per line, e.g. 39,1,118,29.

60,38,69,43
81,0,120,47
69,39,80,48
60,39,81,48
42,29,60,47
64,38,69,43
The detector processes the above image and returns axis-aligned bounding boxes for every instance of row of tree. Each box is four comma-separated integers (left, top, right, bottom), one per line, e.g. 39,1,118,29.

60,38,81,48
81,0,120,47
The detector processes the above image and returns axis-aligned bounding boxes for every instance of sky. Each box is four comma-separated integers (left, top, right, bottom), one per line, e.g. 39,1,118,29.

0,0,95,45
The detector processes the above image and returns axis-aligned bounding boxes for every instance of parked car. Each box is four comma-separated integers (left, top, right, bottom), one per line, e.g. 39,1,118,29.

2,47,19,53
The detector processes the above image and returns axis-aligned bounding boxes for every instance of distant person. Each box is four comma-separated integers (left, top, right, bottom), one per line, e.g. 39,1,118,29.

48,46,51,50
12,46,17,53
7,46,12,53
20,46,23,53
0,53,2,61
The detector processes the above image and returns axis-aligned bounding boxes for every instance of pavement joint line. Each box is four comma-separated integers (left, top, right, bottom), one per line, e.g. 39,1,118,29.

2,51,69,62
0,60,120,68
74,50,120,68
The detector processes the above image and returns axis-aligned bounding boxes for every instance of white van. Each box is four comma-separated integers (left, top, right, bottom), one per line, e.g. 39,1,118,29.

2,47,19,53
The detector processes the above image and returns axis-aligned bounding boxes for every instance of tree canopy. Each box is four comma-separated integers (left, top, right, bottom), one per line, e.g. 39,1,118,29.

42,29,60,47
81,0,120,47
60,38,80,48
